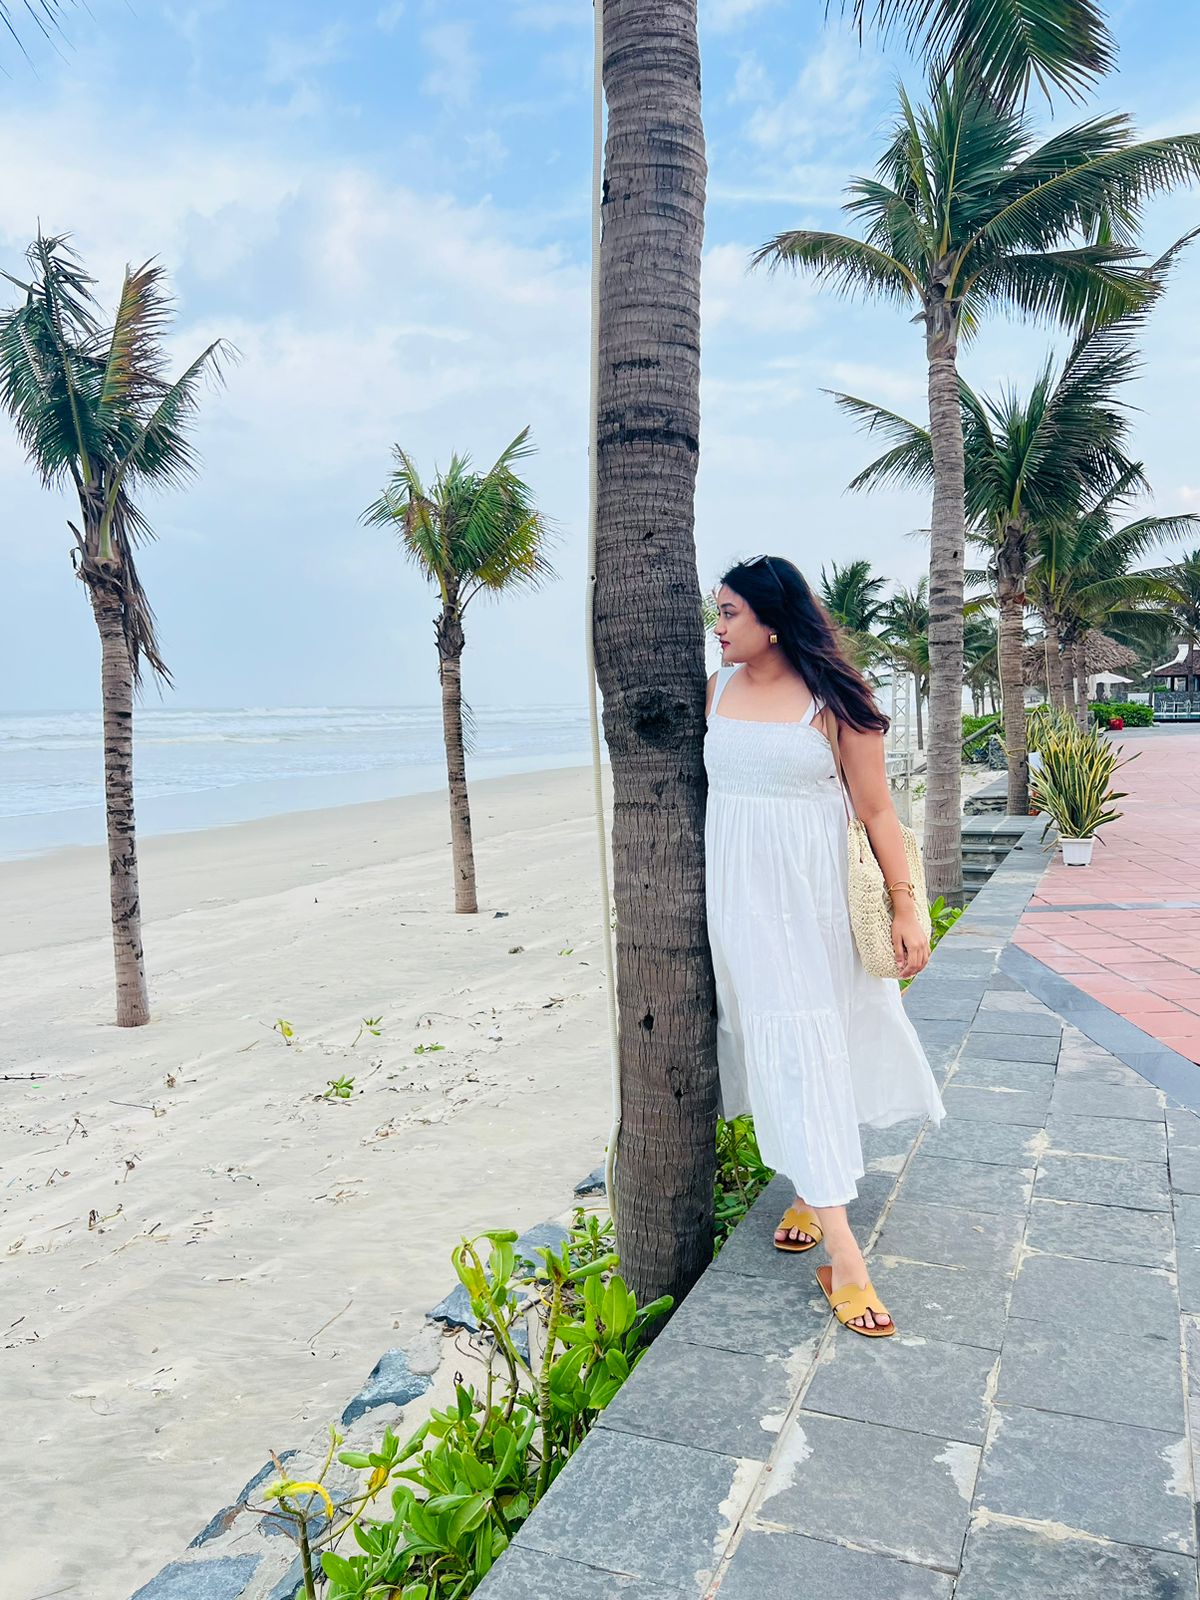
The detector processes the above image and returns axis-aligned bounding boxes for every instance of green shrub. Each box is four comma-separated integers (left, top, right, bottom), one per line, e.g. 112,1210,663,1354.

258,1213,672,1598
1090,699,1154,727
962,713,999,760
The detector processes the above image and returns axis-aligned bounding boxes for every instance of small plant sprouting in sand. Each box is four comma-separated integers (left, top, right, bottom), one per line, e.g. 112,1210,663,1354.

557,946,574,956
352,1016,384,1048
324,1076,355,1100
412,1042,444,1056
272,1019,297,1046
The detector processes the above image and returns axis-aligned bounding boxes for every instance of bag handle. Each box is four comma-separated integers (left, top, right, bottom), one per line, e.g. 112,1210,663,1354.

820,702,854,825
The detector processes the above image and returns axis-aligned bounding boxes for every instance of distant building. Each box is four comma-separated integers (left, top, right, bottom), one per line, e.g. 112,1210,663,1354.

1147,643,1200,720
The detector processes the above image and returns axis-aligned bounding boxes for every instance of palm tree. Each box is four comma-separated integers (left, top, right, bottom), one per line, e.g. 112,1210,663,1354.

820,557,888,666
2,0,75,58
362,430,555,916
964,613,1000,715
1030,474,1199,722
1160,549,1200,654
834,313,1151,813
881,580,929,748
0,234,230,1026
755,77,1200,895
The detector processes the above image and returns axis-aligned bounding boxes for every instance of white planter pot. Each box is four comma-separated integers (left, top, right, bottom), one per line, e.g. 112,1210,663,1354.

1060,837,1094,867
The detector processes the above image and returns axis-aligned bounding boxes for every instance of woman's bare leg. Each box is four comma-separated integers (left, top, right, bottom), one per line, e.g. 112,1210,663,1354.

812,1202,890,1330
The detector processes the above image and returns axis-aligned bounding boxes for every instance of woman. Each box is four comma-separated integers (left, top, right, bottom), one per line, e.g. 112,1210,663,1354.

705,555,946,1337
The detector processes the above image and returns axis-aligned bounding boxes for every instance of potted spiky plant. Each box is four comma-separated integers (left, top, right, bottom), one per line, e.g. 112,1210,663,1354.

1029,710,1134,865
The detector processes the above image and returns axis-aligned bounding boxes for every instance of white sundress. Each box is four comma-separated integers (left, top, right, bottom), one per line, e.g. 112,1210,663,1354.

704,662,946,1208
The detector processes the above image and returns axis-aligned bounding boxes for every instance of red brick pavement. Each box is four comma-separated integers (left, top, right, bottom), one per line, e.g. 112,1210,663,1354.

1013,728,1200,1064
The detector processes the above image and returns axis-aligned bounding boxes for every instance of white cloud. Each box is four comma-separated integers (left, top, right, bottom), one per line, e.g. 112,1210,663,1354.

702,241,819,334
375,1,406,29
735,32,880,152
702,0,780,33
264,24,347,87
1179,486,1200,510
422,21,480,110
512,3,588,29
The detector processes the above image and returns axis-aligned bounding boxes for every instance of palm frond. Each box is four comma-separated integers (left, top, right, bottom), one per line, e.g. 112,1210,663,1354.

837,0,1115,105
751,230,918,305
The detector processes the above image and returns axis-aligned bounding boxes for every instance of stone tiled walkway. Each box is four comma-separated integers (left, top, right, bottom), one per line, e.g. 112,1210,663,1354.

1014,728,1200,1064
481,826,1200,1599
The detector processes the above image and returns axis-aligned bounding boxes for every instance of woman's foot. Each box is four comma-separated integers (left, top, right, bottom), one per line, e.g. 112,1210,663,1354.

825,1243,891,1330
774,1194,818,1247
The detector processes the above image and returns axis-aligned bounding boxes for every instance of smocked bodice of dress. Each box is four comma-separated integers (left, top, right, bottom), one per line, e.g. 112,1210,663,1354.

703,666,843,803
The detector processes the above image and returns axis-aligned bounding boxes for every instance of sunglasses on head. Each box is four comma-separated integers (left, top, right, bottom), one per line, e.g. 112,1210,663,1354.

745,553,785,593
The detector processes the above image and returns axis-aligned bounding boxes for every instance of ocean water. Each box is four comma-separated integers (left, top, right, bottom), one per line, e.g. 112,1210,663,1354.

0,704,599,860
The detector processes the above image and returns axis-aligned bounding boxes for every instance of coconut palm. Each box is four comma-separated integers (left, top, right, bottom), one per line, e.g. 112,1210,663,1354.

0,234,230,1026
881,580,930,748
591,0,716,1306
833,311,1155,813
1030,473,1199,722
756,77,1200,892
1160,549,1200,653
964,613,1000,714
362,430,555,916
820,558,888,667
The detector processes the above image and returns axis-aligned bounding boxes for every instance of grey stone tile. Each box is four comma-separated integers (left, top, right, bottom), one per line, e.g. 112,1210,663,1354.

1050,1080,1166,1122
757,1409,978,1568
129,1559,261,1600
964,1030,1061,1064
986,971,1025,992
1045,1111,1168,1162
952,1058,1057,1091
1055,1054,1152,1086
939,1083,1050,1127
512,1428,755,1590
955,1520,1199,1600
844,1170,898,1239
1025,1197,1174,1268
901,1155,1034,1216
996,1315,1185,1433
1177,1247,1200,1313
918,1118,1039,1167
717,1528,953,1598
1034,1151,1172,1213
803,1326,996,1443
1010,1252,1178,1339
913,1017,972,1073
976,1001,1063,1034
476,1546,687,1599
1169,1107,1200,1149
660,1267,830,1360
1174,1192,1200,1248
709,1175,808,1281
875,1199,1024,1274
599,1337,793,1461
975,1404,1194,1555
866,1258,1011,1350
860,1117,924,1172
1170,1145,1200,1195
979,991,1056,1015
903,982,985,1023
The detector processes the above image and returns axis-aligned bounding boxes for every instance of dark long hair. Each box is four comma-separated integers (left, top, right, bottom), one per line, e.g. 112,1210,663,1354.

718,556,889,734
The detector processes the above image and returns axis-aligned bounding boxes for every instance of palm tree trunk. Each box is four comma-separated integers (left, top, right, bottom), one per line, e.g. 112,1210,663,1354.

923,308,965,903
91,585,149,1027
437,620,478,915
1069,639,1089,729
997,579,1028,816
1043,616,1067,709
594,0,716,1310
913,672,924,750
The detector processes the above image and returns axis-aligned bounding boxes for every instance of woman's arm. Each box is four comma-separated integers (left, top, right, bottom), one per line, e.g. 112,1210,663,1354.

831,714,931,981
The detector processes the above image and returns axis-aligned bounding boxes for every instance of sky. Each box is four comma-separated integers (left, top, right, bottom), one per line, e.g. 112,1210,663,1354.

2,0,1199,712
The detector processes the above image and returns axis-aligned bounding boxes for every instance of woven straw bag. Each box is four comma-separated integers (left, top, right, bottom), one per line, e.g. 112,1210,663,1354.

822,707,931,980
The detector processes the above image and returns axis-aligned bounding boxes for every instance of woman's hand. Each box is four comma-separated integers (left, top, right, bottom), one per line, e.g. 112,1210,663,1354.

891,902,931,980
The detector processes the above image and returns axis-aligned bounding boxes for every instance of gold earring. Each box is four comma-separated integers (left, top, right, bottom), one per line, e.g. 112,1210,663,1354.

769,632,778,644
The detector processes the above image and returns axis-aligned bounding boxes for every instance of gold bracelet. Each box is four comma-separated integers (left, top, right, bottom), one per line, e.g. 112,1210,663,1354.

886,882,915,899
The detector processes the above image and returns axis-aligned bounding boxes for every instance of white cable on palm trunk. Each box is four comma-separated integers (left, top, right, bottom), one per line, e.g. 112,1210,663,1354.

586,0,622,1222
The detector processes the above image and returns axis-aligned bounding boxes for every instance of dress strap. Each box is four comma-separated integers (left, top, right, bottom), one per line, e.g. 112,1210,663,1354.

709,662,742,715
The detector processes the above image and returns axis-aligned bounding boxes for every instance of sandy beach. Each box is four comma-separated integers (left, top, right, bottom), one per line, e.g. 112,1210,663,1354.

1,764,618,1600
